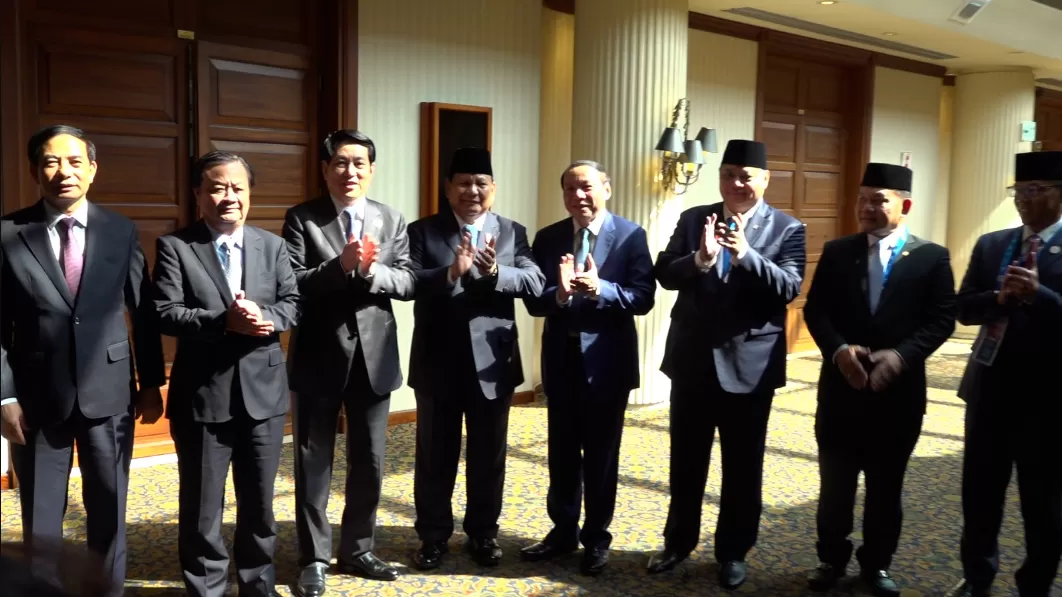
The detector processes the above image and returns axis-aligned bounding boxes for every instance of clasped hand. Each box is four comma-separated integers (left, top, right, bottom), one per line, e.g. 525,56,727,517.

836,345,904,392
450,232,499,280
226,290,275,336
340,232,379,277
998,255,1039,304
558,253,600,300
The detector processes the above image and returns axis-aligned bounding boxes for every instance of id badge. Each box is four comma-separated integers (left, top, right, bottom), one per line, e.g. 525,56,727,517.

972,318,1008,366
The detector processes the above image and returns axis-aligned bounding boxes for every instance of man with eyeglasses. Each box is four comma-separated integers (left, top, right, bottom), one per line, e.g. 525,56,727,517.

947,150,1062,597
282,130,416,596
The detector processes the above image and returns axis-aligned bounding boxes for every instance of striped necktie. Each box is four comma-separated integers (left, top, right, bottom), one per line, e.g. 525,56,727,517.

575,227,590,272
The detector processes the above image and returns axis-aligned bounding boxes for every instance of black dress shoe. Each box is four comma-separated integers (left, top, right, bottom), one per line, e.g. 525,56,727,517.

337,552,400,581
467,537,503,567
295,562,328,597
412,540,448,571
718,560,748,590
944,580,990,597
519,541,577,562
580,548,608,576
860,569,901,597
807,563,845,592
647,549,687,574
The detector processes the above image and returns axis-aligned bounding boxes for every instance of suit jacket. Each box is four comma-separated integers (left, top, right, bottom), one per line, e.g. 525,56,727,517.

523,211,656,398
655,202,806,394
804,231,956,422
0,200,165,427
282,196,415,397
153,221,300,423
407,210,545,399
956,227,1062,404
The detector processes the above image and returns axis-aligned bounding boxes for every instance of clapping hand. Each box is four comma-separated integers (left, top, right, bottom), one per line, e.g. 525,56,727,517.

999,253,1039,304
450,231,476,280
474,234,498,276
716,213,748,258
570,253,600,296
698,213,722,263
557,254,576,301
227,290,274,336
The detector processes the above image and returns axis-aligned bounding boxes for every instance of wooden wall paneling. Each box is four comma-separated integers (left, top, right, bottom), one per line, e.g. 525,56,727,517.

1035,87,1062,151
1,0,22,216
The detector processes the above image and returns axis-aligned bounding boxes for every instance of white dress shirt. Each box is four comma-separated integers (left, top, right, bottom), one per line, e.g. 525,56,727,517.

44,200,88,263
209,224,244,296
331,195,377,278
867,224,907,314
1023,215,1062,251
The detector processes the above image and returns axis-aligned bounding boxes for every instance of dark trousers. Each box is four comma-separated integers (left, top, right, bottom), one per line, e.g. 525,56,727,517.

814,404,922,571
11,404,133,597
960,386,1061,596
663,380,774,562
544,338,629,551
171,410,285,597
413,380,513,542
294,348,390,566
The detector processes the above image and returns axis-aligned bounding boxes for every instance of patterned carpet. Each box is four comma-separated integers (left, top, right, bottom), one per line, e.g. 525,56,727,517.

2,342,1057,597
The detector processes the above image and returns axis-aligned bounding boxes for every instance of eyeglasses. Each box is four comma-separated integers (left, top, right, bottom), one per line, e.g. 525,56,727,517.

1006,183,1062,198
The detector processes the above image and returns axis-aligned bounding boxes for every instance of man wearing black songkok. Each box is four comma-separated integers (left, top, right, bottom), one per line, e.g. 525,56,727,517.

650,139,806,588
946,151,1062,597
803,162,956,596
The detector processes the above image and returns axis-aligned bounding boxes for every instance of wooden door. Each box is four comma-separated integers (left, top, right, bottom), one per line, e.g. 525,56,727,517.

1036,88,1062,151
759,57,851,354
20,20,192,457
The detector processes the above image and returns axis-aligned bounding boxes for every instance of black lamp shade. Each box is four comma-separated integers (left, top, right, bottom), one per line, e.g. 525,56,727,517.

696,127,718,153
681,140,705,165
655,127,685,153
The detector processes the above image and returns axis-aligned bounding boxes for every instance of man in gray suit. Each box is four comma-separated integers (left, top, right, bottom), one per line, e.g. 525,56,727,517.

407,148,544,570
283,130,416,596
153,150,300,597
1,124,166,597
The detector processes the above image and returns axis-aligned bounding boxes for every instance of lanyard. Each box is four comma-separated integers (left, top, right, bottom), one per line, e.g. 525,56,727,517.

880,227,909,289
996,225,1062,288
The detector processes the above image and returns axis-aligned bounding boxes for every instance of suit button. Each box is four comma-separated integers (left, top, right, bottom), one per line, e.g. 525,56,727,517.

74,317,80,325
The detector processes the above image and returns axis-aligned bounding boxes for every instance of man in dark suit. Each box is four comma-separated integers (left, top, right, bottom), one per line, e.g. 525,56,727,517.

946,151,1062,597
802,163,956,597
520,160,656,576
153,150,300,597
407,148,544,570
650,139,806,588
282,130,416,595
0,125,166,597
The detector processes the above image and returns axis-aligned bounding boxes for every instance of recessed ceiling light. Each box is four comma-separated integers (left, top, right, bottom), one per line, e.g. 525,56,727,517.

818,1,837,5
882,32,898,36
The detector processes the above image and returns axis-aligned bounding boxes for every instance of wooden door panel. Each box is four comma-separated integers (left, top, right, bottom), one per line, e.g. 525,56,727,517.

23,24,190,455
1035,89,1062,150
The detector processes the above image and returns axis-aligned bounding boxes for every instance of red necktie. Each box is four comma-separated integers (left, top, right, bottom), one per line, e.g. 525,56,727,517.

60,217,83,296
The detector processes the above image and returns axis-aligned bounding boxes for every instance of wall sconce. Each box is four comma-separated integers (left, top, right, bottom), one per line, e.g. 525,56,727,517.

656,98,718,195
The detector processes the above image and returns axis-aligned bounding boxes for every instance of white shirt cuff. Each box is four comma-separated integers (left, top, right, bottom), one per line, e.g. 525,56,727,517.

556,288,572,306
693,250,717,271
832,344,849,364
0,398,17,406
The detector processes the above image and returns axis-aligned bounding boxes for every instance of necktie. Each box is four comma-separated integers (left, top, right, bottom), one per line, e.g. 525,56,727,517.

345,208,362,241
721,248,731,277
59,217,83,296
463,223,479,248
1024,234,1041,268
575,227,590,272
868,240,884,313
217,242,239,294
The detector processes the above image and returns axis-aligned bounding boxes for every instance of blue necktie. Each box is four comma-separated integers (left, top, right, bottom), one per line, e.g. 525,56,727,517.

575,227,590,271
721,249,731,277
463,223,478,248
216,242,230,278
344,208,362,240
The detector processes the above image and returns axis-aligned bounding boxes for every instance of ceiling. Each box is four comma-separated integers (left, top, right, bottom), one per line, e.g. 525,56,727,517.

688,0,1062,82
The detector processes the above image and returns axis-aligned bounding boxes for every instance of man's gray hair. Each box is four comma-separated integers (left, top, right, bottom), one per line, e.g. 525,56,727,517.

560,160,611,187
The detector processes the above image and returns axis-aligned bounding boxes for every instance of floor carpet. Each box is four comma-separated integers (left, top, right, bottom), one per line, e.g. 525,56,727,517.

2,342,1058,596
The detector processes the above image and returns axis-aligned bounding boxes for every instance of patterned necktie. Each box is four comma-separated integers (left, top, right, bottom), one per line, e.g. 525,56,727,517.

345,208,362,241
463,223,479,248
1025,234,1041,268
59,217,83,296
868,239,884,313
216,241,239,293
575,227,590,272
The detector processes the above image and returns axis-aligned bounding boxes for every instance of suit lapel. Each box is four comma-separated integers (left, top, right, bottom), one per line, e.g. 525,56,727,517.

190,221,235,304
484,211,501,250
78,203,110,309
243,226,263,301
743,202,772,249
591,211,616,269
364,199,385,243
315,198,346,256
1038,226,1062,272
853,235,871,310
19,202,74,308
876,234,925,311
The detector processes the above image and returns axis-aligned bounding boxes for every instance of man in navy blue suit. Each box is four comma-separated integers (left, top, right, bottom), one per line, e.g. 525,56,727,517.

650,140,806,588
521,160,656,576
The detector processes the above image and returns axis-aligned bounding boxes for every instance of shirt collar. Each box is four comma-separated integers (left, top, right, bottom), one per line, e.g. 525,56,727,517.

572,210,607,236
43,199,89,229
453,209,488,231
207,223,244,249
331,195,366,219
723,198,762,222
867,224,907,248
1025,214,1062,243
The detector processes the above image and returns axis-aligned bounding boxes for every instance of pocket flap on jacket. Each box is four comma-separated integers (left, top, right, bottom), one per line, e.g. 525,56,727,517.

268,347,285,367
107,341,131,362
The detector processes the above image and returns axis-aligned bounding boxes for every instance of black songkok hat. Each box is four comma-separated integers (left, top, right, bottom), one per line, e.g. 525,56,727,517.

720,140,768,170
860,162,913,192
1015,151,1062,182
448,147,493,178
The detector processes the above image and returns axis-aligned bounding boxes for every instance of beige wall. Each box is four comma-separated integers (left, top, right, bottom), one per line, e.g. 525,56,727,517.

869,67,944,243
684,30,759,208
358,0,543,411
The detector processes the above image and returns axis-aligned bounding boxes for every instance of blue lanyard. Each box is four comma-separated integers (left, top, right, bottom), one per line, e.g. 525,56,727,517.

880,227,909,288
996,225,1062,288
